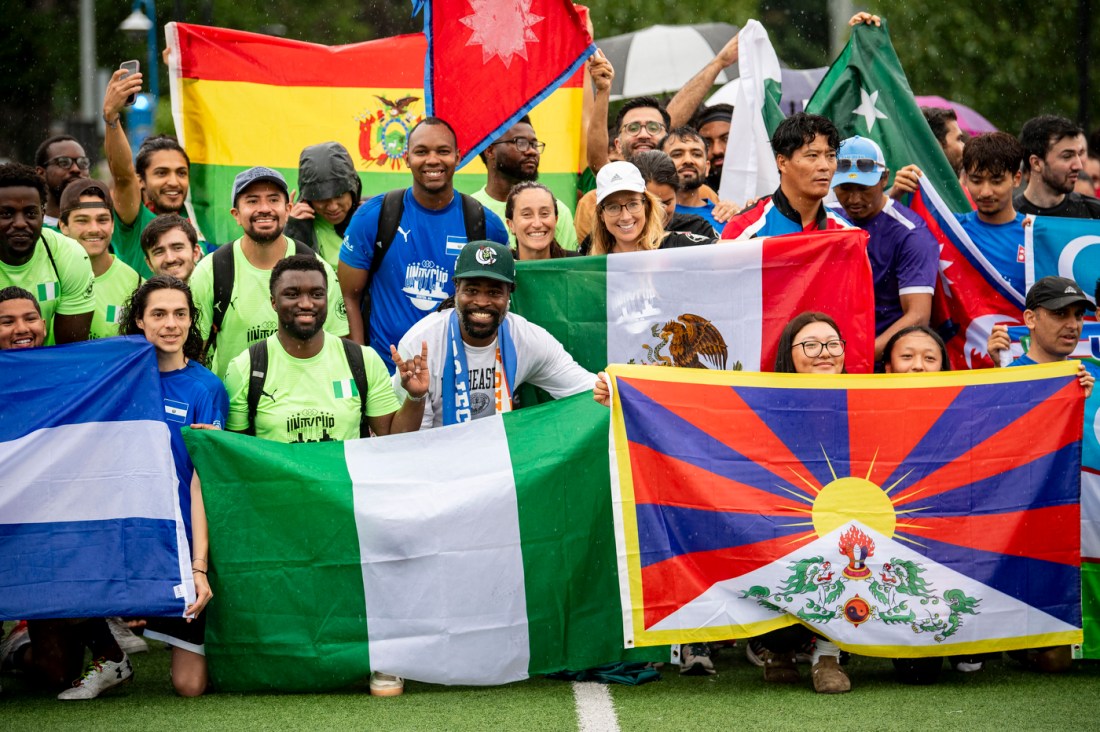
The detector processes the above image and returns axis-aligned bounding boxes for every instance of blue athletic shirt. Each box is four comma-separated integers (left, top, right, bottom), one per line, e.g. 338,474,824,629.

957,211,1026,298
161,360,228,545
675,202,721,233
340,189,508,372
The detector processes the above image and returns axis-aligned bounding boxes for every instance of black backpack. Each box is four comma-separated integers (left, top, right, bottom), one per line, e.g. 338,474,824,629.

361,190,487,320
205,238,314,357
244,337,370,438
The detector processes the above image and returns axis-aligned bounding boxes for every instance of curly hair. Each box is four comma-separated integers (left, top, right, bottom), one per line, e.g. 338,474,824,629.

119,276,204,363
0,162,47,203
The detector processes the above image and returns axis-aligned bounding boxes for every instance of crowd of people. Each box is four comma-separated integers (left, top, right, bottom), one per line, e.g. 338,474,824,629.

2,10,1098,701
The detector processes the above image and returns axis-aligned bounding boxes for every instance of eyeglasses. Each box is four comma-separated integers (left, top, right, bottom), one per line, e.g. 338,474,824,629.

493,138,546,153
47,156,91,170
601,199,645,216
793,339,846,357
835,158,880,174
620,121,666,136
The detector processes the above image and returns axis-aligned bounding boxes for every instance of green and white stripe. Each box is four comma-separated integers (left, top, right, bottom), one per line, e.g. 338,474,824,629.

37,281,59,302
105,305,120,324
332,378,358,399
185,395,657,692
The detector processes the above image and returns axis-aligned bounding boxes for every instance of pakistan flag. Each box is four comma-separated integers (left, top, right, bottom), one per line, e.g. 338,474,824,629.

806,20,971,213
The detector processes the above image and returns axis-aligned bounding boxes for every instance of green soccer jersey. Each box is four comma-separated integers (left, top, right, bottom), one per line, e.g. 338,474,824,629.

313,218,343,271
90,257,141,339
190,236,349,381
224,332,400,442
471,187,579,251
0,228,95,345
112,206,209,279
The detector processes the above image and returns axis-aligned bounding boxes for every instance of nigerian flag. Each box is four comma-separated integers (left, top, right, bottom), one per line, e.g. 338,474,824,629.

184,395,659,692
806,20,971,213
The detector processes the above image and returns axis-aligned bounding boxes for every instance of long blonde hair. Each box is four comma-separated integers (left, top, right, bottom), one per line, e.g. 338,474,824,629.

589,190,667,256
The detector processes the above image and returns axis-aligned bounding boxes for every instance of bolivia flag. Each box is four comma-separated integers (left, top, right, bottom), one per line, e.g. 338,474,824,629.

511,230,877,375
167,23,585,246
184,395,660,692
607,362,1084,656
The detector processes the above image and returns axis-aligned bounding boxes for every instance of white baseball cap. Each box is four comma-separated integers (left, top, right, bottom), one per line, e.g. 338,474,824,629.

596,161,647,205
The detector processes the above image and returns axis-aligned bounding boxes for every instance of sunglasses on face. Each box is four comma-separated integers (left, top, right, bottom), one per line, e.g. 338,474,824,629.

835,158,881,174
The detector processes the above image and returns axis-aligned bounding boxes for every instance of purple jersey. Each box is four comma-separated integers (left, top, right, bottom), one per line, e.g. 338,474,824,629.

829,199,939,336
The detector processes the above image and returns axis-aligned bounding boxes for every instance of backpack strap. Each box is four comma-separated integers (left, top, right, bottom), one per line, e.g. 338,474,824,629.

206,242,236,359
40,234,61,283
459,192,487,242
340,338,370,438
245,339,270,437
368,189,406,283
290,238,314,258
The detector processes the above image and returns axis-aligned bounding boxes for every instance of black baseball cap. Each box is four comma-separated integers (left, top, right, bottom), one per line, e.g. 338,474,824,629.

1025,276,1094,312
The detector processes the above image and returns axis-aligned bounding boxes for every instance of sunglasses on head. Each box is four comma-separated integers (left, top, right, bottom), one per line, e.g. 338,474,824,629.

836,158,881,174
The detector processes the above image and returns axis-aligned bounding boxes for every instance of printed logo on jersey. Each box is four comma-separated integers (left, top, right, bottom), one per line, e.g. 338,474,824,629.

403,259,450,311
246,322,277,343
286,409,339,443
105,304,121,324
164,398,189,424
445,235,467,257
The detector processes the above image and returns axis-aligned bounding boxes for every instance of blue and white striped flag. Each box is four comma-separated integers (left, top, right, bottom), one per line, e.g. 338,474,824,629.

0,337,194,619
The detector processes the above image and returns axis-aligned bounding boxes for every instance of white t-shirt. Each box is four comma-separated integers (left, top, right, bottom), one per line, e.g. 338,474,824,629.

394,309,595,429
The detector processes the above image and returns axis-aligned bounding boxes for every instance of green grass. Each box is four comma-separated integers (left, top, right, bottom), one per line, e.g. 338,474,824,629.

3,641,1099,731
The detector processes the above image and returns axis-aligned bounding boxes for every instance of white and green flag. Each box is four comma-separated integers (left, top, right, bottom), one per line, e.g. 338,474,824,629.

185,395,659,692
719,19,784,204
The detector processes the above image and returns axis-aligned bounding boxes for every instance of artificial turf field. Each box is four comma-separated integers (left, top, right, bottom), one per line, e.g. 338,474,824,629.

3,640,1100,731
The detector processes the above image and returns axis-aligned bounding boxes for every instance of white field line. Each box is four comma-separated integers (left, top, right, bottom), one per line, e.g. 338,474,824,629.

572,681,621,732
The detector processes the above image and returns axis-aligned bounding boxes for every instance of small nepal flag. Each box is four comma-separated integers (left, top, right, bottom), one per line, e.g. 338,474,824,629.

416,0,594,168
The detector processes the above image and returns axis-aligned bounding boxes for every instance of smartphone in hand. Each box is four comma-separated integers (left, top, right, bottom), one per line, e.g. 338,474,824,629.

120,60,140,107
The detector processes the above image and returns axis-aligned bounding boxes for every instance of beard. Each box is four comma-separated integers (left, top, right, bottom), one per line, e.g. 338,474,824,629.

459,305,504,341
705,165,723,191
1041,168,1076,195
496,156,539,183
245,220,286,245
281,310,326,341
679,172,705,192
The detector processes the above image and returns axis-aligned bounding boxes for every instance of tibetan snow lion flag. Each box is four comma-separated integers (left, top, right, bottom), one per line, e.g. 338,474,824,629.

167,22,586,246
417,0,594,169
511,229,876,375
607,362,1084,657
184,395,661,692
0,338,194,620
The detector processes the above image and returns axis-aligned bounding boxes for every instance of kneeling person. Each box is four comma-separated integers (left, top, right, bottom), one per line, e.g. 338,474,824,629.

394,241,594,428
224,255,427,442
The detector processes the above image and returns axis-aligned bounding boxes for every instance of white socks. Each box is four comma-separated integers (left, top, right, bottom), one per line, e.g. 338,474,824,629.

813,638,841,665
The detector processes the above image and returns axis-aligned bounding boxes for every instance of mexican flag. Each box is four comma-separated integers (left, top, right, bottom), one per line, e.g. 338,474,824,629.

805,20,971,213
184,396,661,692
719,19,784,204
166,23,585,246
511,230,877,374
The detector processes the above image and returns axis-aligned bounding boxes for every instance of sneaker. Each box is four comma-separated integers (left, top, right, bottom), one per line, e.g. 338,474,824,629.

950,655,983,673
811,655,851,694
762,649,800,683
107,618,148,655
369,671,404,697
679,643,716,676
57,655,133,700
745,638,766,667
0,622,30,672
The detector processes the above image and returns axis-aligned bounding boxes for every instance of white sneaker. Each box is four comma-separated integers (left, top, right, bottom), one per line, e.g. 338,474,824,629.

369,671,404,697
57,655,133,700
107,618,148,654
